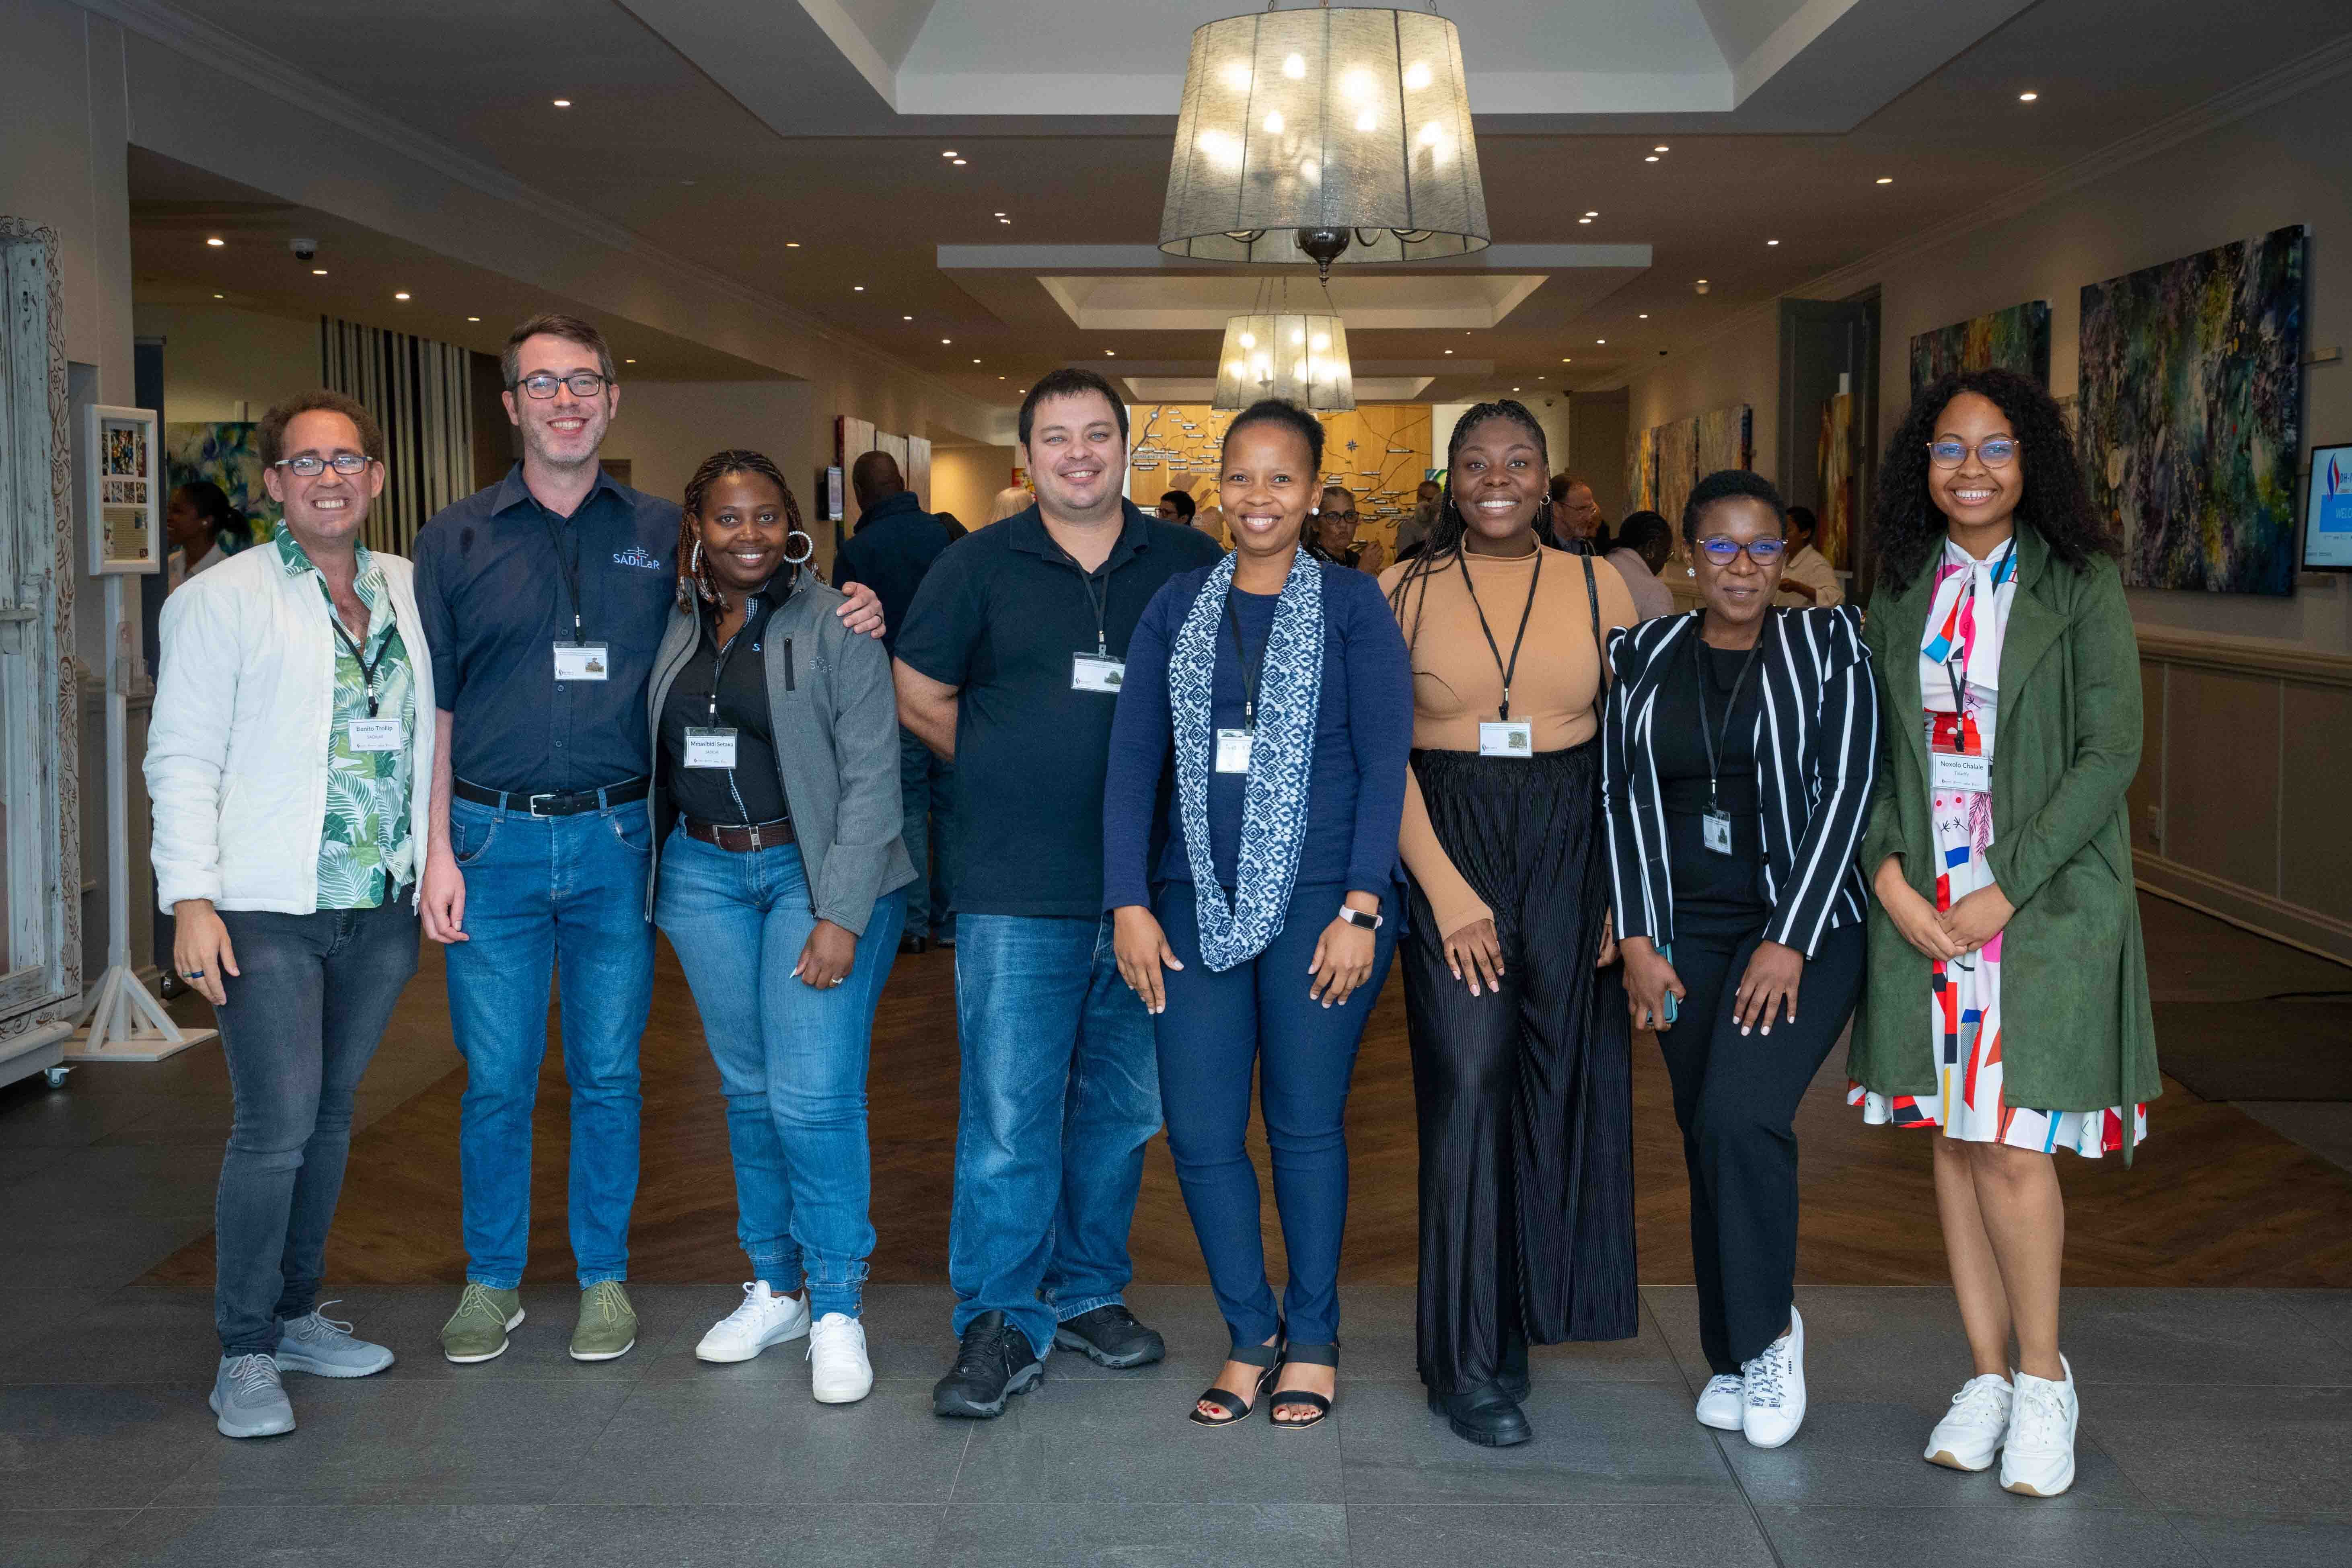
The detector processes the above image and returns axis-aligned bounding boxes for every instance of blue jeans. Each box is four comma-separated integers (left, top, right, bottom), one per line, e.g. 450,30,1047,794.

655,830,906,1319
949,913,1160,1356
898,729,957,936
1155,882,1395,1348
445,792,655,1290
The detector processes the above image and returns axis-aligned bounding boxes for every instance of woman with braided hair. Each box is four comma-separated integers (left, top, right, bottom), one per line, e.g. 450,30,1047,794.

1378,401,1641,1448
644,449,917,1404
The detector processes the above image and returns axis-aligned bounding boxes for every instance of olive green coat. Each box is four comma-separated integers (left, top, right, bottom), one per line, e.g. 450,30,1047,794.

1852,524,2160,1148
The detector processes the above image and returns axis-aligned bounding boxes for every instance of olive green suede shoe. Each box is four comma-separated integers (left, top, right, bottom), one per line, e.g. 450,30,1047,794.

440,1284,524,1365
570,1281,638,1362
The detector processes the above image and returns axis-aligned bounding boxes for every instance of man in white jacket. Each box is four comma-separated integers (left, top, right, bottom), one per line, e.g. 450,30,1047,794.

148,390,434,1439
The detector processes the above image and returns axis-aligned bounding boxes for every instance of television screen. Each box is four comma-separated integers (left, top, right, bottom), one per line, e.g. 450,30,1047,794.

2305,444,2352,572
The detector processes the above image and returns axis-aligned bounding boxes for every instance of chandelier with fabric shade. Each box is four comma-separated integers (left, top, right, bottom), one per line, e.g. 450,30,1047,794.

1214,311,1355,410
1160,4,1490,279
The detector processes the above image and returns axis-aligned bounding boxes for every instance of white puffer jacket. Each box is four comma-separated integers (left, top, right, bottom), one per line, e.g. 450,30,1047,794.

146,543,436,914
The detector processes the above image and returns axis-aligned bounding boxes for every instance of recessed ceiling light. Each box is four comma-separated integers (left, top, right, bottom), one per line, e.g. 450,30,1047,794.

853,285,864,291
467,316,481,322
1653,144,1669,152
1512,386,1520,392
1767,238,1780,246
625,358,636,364
1596,338,1606,344
1445,349,1454,355
952,158,968,166
1639,313,1649,319
1875,177,1894,185
552,98,572,107
998,217,1012,224
1578,217,1592,224
785,242,801,248
394,292,410,300
1585,210,1599,218
212,292,224,299
311,268,328,275
2019,90,2039,102
1561,357,1571,362
205,236,224,247
941,149,958,157
1105,350,1116,357
994,212,1007,217
942,338,952,344
1644,155,1660,163
903,314,914,321
972,358,981,363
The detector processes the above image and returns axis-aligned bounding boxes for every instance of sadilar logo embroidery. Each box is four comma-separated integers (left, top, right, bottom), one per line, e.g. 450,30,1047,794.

612,545,664,571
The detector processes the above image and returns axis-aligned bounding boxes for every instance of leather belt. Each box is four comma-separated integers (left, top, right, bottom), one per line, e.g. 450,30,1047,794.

682,816,796,852
454,776,650,817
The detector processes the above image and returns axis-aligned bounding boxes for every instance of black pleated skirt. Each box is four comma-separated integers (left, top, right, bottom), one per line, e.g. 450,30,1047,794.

1401,740,1638,1395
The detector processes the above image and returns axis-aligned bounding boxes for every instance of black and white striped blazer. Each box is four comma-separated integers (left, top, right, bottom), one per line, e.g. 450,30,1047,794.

1601,605,1878,958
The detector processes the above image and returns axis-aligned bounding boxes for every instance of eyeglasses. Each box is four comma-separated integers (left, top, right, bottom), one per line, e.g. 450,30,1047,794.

1695,536,1787,565
272,452,374,477
1928,436,2019,469
515,371,611,400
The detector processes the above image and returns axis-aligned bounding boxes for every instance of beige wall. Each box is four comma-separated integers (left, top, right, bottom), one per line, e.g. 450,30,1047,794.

1622,311,1783,497
133,302,321,422
596,379,815,523
932,444,1018,529
1568,388,1631,523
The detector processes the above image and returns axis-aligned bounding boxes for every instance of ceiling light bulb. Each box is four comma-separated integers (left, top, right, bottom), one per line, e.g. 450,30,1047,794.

785,242,801,248
1355,111,1377,132
904,314,914,321
1876,176,1894,185
394,292,410,300
1444,349,1454,354
312,268,327,275
1653,144,1669,152
2019,90,2039,102
1263,111,1284,134
952,158,967,166
1585,211,1599,218
1768,238,1780,245
942,338,951,344
972,358,981,364
942,149,957,157
625,358,636,364
1238,332,1255,349
1644,155,1660,163
467,316,481,322
1282,53,1306,79
1403,61,1431,90
1578,217,1591,224
1311,334,1329,351
212,292,224,299
853,285,864,291
552,99,571,108
205,236,224,247
1639,312,1648,319
1105,350,1116,357
1291,328,1306,345
993,212,1006,217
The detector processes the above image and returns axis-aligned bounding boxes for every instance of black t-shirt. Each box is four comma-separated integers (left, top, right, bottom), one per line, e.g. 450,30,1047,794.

1653,636,1768,937
895,502,1224,918
658,573,792,826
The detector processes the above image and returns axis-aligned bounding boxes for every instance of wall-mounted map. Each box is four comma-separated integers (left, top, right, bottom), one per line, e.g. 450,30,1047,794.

1129,403,1433,557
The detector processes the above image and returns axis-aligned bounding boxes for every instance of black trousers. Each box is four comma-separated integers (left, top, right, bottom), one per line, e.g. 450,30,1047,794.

1402,743,1637,1397
1656,919,1864,1374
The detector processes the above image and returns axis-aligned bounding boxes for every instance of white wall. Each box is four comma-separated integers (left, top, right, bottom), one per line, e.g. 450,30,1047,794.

596,380,816,527
1623,311,1783,495
133,302,319,422
932,444,1018,529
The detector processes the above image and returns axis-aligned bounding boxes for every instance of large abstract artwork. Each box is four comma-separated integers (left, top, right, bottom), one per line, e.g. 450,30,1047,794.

165,421,271,545
1908,300,2052,393
1627,404,1752,532
2078,226,2306,595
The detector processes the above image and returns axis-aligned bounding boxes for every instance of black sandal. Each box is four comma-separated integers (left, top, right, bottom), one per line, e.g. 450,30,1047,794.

1189,1337,1284,1428
1270,1341,1338,1429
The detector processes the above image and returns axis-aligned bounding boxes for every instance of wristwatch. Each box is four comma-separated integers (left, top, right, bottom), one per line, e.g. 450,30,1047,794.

1337,905,1384,930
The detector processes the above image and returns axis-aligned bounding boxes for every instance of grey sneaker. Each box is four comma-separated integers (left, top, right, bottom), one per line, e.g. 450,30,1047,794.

275,1302,396,1378
441,1282,525,1364
210,1352,296,1438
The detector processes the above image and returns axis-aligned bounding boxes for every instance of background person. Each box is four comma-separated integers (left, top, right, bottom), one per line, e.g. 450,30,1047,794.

148,391,431,1439
1605,470,1877,1453
165,479,248,589
1776,505,1846,608
1394,478,1443,560
1104,401,1412,1430
988,483,1032,524
647,450,915,1405
1607,510,1678,622
1310,484,1385,574
1549,472,1606,551
1155,489,1196,526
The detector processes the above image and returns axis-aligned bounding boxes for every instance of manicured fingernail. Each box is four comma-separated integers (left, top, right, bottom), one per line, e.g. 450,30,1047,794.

1761,1025,1771,1035
1741,1025,1752,1036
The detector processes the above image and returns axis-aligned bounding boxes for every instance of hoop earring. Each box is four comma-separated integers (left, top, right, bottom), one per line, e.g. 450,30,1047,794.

689,539,703,576
782,529,814,567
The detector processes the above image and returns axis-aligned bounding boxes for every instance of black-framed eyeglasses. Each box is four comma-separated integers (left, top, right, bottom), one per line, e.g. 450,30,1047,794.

515,371,612,400
1928,436,2019,469
1695,536,1787,565
272,452,374,477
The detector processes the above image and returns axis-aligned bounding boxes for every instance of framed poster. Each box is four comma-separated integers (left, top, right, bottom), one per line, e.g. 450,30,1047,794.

86,404,162,575
2303,444,2352,573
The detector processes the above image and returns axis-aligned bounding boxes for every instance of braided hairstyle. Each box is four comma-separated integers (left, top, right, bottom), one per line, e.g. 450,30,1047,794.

676,448,805,612
1384,399,1553,654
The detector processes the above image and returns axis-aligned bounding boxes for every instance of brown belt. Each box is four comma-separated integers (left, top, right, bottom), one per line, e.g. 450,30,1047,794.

681,816,796,852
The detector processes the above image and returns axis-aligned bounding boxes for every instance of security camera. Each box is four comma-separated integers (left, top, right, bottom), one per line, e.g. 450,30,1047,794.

290,238,318,261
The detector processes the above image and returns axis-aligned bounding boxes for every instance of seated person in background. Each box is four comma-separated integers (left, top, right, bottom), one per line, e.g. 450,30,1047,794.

988,484,1033,524
1310,485,1384,573
1548,472,1605,552
166,480,248,590
1775,506,1845,607
1608,510,1680,622
1395,478,1442,560
1155,490,1197,526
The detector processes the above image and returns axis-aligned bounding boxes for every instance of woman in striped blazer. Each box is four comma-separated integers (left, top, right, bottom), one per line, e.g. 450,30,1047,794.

1601,469,1878,1451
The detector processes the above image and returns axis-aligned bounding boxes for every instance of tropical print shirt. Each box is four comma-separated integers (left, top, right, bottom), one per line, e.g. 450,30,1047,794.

278,531,416,909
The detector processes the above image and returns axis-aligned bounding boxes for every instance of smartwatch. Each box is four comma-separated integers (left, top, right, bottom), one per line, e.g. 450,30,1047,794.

1337,905,1384,930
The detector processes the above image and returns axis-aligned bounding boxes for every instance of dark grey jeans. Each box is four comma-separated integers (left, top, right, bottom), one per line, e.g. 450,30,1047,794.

212,897,419,1355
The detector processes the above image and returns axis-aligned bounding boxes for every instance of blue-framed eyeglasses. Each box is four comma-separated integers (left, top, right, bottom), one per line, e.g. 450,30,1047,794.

1928,436,2019,469
1695,536,1787,565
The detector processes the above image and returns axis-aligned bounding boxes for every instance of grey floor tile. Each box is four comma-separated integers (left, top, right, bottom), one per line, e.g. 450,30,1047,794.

0,1508,141,1567
2167,1512,2352,1568
0,1385,208,1509
152,1375,634,1506
1753,1504,2207,1567
1647,1286,1974,1401
1717,1398,2145,1510
1336,1380,1737,1506
2233,1102,2352,1175
502,1504,944,1567
0,1287,113,1347
2277,1291,2352,1351
935,1502,1346,1567
0,1142,74,1185
0,1075,183,1148
2089,1384,2352,1519
85,1503,546,1567
955,1374,1345,1504
0,1211,218,1290
0,1287,220,1385
567,1375,970,1506
1348,1503,1775,1567
1336,1287,1688,1387
2057,1289,2352,1387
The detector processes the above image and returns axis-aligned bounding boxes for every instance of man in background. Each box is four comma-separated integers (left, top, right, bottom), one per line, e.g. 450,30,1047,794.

1548,472,1606,551
1154,490,1195,526
1394,477,1443,559
1775,505,1846,608
1607,510,1679,622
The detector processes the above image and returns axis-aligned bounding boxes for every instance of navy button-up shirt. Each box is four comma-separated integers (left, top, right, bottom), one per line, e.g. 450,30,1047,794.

413,464,681,794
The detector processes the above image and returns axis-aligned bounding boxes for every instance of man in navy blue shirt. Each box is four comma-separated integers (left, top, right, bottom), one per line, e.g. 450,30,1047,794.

896,369,1222,1417
833,451,957,952
413,314,879,1367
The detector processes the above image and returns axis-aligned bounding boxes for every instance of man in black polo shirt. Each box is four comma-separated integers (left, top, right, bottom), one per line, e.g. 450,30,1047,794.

413,314,879,1367
896,368,1222,1418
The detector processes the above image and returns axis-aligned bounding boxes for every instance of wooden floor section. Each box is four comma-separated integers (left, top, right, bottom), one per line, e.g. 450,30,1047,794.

148,894,2352,1291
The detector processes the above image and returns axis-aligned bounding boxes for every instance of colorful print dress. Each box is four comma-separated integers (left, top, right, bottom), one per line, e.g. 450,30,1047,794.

1848,536,2147,1157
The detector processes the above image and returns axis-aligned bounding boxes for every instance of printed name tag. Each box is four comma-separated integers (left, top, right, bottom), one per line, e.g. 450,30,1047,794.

553,641,611,682
346,717,402,753
1071,653,1126,693
1215,728,1253,773
1478,719,1534,758
685,727,739,769
1702,812,1734,855
1930,749,1992,794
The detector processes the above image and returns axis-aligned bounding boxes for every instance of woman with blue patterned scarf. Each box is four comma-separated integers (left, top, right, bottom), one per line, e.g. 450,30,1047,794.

1103,399,1414,1430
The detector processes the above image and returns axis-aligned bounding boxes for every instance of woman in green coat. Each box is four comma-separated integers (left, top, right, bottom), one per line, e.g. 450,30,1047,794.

1850,368,2158,1501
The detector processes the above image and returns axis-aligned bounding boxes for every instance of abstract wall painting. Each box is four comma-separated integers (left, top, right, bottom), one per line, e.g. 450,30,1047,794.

1626,404,1752,533
165,421,271,545
1908,300,2052,393
2077,225,2306,595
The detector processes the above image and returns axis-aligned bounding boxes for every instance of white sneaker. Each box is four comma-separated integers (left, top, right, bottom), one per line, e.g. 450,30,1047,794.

1924,1373,2013,1471
808,1312,873,1404
2000,1357,2079,1498
694,1282,811,1364
1739,1306,1806,1449
1695,1373,1745,1430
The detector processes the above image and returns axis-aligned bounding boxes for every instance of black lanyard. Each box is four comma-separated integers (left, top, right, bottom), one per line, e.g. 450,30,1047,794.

1224,592,1268,730
1053,545,1112,657
543,510,586,645
1943,538,2017,715
1460,547,1542,721
1692,622,1766,815
328,597,388,719
702,592,769,725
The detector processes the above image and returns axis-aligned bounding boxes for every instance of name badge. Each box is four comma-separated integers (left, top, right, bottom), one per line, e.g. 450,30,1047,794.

1702,812,1734,855
1929,748,1992,795
553,641,610,682
1071,652,1126,693
1478,719,1534,758
1215,728,1252,773
346,717,402,754
685,727,739,769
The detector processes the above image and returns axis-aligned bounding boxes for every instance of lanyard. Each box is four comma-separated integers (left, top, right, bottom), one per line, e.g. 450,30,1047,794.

1943,538,2017,716
1054,545,1112,656
543,510,586,644
1460,547,1542,721
328,596,388,719
1692,623,1766,815
1225,592,1268,730
703,594,766,725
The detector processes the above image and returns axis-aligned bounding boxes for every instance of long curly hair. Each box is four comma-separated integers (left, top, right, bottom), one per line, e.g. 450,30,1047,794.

1385,399,1560,654
676,448,805,611
1869,368,2115,593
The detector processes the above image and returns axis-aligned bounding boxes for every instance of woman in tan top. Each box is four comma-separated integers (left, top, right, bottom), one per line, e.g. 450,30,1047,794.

1378,400,1639,1449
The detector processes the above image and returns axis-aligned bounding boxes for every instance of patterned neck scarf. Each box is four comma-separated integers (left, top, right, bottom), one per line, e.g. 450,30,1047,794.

1168,548,1324,970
